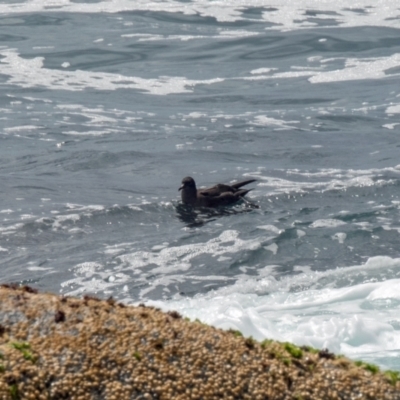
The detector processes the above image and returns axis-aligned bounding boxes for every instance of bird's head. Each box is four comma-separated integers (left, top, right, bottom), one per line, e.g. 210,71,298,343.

179,176,196,191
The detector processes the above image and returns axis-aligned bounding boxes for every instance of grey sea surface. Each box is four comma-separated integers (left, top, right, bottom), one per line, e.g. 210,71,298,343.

1,0,400,370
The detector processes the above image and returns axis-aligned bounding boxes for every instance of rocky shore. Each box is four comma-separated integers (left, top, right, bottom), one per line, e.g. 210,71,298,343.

0,285,399,400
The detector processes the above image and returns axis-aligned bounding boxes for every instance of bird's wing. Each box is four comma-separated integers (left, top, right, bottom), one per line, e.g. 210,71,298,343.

201,189,253,207
230,179,257,190
199,184,234,197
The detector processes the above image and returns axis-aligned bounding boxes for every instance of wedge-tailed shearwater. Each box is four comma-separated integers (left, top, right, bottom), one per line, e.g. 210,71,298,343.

178,176,256,207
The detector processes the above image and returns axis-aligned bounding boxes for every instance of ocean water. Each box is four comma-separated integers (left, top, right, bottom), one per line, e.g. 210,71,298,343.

1,0,400,371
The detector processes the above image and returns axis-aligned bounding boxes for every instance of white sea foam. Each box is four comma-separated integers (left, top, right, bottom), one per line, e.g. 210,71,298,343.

148,256,400,369
257,225,282,234
264,243,278,255
251,165,400,196
27,266,52,271
0,0,399,31
285,165,400,178
4,125,43,132
61,230,268,299
311,219,346,228
65,203,105,212
122,30,259,42
386,105,400,114
0,223,24,235
61,272,131,296
52,214,80,230
251,68,276,75
2,40,399,99
0,49,224,96
73,262,103,275
309,54,400,83
383,123,400,130
251,115,300,130
118,230,263,274
241,53,400,85
332,232,346,244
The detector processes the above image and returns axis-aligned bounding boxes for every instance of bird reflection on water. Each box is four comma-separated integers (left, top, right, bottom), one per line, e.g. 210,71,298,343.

175,202,259,228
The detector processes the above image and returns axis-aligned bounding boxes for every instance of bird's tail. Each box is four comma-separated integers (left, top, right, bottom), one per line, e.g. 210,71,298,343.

235,188,253,197
231,179,257,189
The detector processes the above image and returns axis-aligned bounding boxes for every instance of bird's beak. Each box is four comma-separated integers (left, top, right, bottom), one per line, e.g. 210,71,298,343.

178,184,184,191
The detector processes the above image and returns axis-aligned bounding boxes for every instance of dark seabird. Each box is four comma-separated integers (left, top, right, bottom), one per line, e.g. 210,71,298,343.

178,176,256,207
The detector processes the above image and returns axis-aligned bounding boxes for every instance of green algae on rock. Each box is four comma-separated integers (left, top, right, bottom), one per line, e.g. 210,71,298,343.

0,285,399,400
